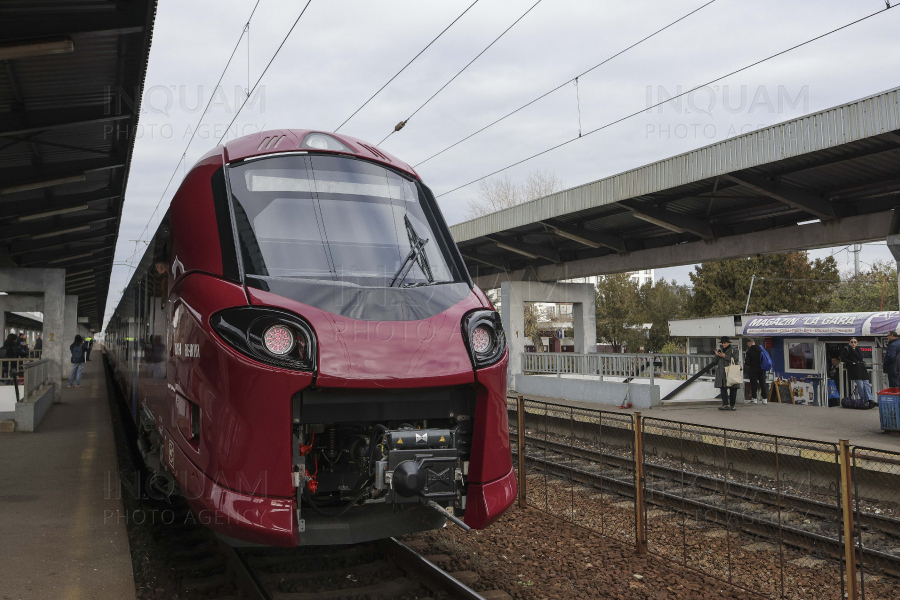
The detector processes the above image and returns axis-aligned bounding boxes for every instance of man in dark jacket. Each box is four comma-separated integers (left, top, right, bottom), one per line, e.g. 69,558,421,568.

840,338,871,401
17,332,29,358
883,332,900,388
744,338,768,404
68,335,87,388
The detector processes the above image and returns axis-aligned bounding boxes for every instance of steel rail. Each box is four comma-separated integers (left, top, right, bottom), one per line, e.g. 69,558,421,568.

221,537,492,600
379,537,489,600
513,445,900,575
513,432,900,537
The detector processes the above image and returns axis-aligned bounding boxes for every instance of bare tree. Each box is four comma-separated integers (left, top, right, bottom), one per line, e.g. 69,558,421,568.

465,169,563,219
522,169,563,203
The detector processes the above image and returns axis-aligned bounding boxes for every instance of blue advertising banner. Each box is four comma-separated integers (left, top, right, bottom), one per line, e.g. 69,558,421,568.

743,312,900,337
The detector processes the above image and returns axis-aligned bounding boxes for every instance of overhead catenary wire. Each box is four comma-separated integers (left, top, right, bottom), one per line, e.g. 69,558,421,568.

334,0,480,133
435,4,895,198
377,0,545,146
217,0,314,144
414,0,719,167
124,0,262,268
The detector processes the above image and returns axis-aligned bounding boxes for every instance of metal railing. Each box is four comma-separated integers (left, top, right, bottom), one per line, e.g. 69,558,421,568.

23,359,50,399
0,357,32,385
521,352,716,382
509,394,900,599
0,358,50,402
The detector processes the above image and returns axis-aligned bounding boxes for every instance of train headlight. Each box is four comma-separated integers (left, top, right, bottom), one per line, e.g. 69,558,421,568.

301,133,350,152
471,326,492,354
462,310,505,368
263,325,294,356
211,307,316,371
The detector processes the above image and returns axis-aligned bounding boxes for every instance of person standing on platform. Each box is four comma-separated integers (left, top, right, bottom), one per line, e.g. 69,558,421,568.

17,332,29,358
85,338,93,361
883,331,900,388
841,338,872,402
744,338,768,404
715,336,741,411
1,334,18,381
68,335,86,388
34,334,42,356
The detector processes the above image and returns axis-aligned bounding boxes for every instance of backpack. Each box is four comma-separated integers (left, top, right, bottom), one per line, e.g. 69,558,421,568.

70,344,85,363
759,348,773,371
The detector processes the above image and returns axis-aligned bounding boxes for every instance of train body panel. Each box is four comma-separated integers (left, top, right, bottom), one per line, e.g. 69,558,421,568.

245,286,480,389
105,129,515,546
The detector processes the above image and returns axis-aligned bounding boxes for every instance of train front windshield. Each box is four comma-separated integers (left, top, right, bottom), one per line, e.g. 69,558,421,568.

228,155,457,287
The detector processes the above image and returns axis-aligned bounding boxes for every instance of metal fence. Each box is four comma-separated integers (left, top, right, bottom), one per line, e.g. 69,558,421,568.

521,352,716,381
0,358,50,401
23,359,50,399
0,357,32,385
508,395,900,599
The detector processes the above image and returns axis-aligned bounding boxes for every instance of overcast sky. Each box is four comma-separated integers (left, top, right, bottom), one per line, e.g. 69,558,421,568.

104,0,900,325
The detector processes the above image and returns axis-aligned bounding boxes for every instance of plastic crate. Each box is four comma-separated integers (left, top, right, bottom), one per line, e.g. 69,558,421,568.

877,388,900,432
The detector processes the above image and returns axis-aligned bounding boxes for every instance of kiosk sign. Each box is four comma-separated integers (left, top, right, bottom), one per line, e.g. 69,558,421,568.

743,312,900,337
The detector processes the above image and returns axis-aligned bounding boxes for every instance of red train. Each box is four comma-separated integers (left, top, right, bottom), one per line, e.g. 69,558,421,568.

104,130,516,546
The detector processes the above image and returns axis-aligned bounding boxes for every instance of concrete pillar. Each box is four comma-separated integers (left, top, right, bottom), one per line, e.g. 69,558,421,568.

501,281,596,380
64,295,78,350
0,269,67,381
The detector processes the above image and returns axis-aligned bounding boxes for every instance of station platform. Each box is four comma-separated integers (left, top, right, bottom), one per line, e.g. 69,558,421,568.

512,391,900,453
0,359,136,600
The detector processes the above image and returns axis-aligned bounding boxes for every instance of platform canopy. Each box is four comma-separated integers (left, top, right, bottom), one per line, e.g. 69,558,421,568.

0,1,158,331
450,87,900,289
743,312,900,337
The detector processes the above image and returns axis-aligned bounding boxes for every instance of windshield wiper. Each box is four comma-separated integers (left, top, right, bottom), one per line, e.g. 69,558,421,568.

401,280,452,288
390,215,434,287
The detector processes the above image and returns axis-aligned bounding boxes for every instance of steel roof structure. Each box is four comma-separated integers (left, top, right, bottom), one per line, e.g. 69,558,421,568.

0,0,157,331
450,87,900,289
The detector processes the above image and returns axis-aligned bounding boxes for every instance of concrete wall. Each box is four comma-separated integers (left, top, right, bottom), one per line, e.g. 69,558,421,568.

501,281,596,379
512,374,660,408
0,269,67,381
14,385,56,432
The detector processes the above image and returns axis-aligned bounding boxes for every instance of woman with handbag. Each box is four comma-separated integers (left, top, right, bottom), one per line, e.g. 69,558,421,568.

715,336,742,411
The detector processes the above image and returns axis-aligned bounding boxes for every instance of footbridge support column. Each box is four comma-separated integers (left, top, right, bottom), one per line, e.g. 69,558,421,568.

0,269,67,382
501,281,596,382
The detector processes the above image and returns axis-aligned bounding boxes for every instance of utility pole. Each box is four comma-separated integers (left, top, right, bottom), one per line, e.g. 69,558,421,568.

851,244,862,276
744,274,756,314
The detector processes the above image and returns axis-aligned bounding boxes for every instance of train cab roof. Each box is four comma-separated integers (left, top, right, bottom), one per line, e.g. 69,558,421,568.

199,129,420,179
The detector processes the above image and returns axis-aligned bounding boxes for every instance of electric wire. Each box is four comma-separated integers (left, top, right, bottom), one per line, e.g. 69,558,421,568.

435,4,895,198
414,0,718,167
334,0,480,133
122,0,262,270
377,0,545,146
217,0,314,144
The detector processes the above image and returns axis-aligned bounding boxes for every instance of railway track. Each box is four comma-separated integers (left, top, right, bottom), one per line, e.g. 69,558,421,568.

155,516,510,600
511,432,900,577
220,536,508,600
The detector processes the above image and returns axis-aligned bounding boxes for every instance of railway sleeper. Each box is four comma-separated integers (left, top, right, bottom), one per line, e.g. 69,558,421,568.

258,559,392,586
270,576,420,600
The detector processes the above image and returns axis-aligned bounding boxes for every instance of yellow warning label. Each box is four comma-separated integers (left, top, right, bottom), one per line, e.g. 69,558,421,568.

439,436,446,442
396,438,403,444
